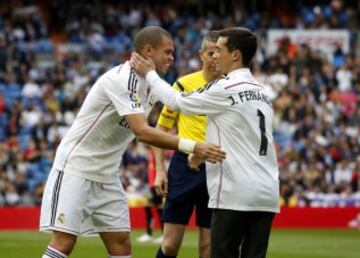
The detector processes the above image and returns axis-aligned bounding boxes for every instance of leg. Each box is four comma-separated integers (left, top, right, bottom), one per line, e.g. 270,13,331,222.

194,182,212,258
136,207,153,243
90,181,132,255
100,232,131,256
158,195,195,257
151,186,165,243
159,223,186,256
47,230,77,255
145,206,154,236
240,212,275,258
198,227,210,258
40,170,89,257
157,151,198,257
211,209,246,258
153,205,164,244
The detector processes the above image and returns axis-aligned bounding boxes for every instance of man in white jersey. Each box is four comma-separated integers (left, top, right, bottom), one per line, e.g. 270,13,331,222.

39,26,226,258
131,27,280,258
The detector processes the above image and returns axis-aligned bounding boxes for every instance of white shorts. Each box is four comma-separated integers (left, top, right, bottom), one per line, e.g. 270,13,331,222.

40,168,130,236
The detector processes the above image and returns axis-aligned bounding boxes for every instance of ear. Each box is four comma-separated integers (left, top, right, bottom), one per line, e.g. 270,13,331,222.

198,50,204,62
232,50,242,62
142,44,153,58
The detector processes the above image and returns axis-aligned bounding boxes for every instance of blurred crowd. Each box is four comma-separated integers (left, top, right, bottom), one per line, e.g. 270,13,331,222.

0,0,359,207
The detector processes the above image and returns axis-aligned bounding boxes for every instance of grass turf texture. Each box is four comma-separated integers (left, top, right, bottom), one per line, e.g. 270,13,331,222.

0,229,359,258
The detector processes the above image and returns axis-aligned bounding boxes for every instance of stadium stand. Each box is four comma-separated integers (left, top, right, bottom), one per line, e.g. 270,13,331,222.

0,0,359,208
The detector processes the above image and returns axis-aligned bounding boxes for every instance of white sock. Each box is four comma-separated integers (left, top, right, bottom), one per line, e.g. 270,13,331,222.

42,246,67,258
108,255,132,258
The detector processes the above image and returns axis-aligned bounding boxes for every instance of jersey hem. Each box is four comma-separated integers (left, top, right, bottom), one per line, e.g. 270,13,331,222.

208,204,280,213
52,166,119,184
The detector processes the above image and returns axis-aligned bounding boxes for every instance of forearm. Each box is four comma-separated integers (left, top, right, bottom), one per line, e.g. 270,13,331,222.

137,126,179,151
126,113,195,154
146,71,180,110
153,146,165,169
153,125,169,171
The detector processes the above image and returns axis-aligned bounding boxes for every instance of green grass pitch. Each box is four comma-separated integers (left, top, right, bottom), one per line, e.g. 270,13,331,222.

0,229,359,258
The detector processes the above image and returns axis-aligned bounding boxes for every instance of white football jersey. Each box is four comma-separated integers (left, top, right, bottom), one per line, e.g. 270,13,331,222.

53,62,157,183
147,68,280,212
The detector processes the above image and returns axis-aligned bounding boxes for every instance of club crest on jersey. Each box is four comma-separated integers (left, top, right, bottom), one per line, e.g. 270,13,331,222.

129,93,142,109
129,93,140,102
57,213,65,224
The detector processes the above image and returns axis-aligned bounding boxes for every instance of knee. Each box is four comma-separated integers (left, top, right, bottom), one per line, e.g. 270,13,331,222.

161,240,180,256
50,232,77,255
113,234,132,252
106,233,132,255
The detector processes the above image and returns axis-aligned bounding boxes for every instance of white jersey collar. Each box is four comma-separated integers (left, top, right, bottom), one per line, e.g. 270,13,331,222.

227,68,251,78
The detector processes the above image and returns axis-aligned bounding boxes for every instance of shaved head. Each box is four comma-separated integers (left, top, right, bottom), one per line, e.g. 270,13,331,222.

133,26,172,52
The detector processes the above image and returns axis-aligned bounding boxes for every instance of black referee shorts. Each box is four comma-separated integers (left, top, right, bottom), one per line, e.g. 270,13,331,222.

162,151,211,228
211,209,275,258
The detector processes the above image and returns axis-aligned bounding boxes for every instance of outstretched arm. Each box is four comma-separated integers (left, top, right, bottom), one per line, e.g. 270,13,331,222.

130,52,226,115
125,113,226,163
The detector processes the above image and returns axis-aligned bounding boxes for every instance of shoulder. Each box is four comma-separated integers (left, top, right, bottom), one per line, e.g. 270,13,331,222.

105,63,131,81
178,71,203,83
195,75,263,95
177,71,206,91
198,76,230,93
102,62,138,91
220,72,265,92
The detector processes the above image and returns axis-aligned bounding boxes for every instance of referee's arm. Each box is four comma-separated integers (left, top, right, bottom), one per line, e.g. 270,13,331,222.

153,124,170,197
153,103,179,196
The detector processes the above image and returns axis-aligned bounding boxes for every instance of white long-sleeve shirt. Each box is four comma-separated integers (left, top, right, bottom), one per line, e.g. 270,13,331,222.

53,62,157,183
146,68,280,213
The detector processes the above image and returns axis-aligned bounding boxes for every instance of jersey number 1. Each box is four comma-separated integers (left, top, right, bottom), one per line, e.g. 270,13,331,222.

257,109,268,156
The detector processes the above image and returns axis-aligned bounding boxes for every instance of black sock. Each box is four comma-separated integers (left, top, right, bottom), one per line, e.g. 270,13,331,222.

145,207,153,236
155,247,176,258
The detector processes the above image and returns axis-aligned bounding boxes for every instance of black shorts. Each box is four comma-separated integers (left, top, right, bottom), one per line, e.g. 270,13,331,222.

161,151,211,228
211,209,275,258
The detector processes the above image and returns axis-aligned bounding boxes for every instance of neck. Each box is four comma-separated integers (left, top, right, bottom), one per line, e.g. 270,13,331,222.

202,69,216,82
227,63,245,75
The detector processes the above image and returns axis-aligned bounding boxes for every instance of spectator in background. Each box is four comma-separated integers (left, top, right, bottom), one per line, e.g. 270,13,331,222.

136,148,164,244
21,76,42,99
351,158,360,192
336,63,352,92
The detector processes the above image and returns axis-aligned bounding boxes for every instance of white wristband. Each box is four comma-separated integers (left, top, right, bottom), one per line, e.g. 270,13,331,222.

178,138,196,154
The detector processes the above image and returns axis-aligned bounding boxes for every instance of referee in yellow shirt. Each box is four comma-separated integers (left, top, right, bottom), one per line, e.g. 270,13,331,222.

153,31,221,258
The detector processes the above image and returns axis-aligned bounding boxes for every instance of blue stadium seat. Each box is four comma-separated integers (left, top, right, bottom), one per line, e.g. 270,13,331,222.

0,127,6,141
0,113,8,127
19,134,31,151
0,84,5,95
34,39,54,54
